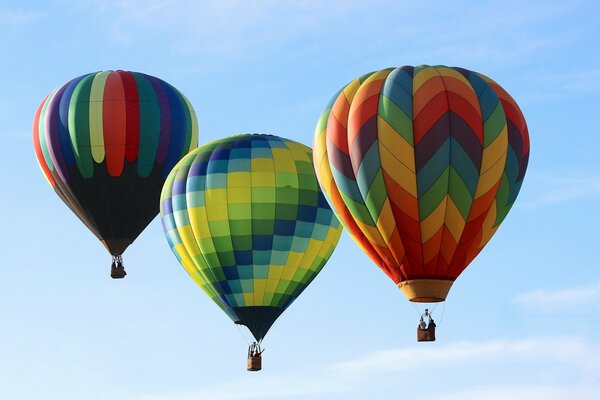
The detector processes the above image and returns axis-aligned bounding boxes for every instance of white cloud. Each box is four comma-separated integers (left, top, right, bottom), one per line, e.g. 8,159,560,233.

136,336,600,400
520,173,600,208
0,7,43,26
438,385,600,400
520,68,600,103
514,281,600,308
63,0,373,54
60,0,583,66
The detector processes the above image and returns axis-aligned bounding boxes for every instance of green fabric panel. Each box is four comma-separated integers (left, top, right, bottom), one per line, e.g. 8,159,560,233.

315,109,331,136
364,169,387,220
417,139,451,197
379,95,414,145
419,167,450,220
39,92,56,171
175,89,193,154
494,173,511,227
448,166,473,221
339,192,376,226
449,137,480,197
135,73,161,177
483,102,507,148
68,74,94,178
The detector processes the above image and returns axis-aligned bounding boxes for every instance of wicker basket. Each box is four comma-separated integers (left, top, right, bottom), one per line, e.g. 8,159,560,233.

247,355,262,371
417,326,436,342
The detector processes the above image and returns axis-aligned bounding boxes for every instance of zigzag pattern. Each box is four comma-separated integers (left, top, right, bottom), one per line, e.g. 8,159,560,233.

314,65,530,285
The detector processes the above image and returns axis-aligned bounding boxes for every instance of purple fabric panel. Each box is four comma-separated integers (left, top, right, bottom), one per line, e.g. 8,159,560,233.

44,83,69,181
143,74,171,165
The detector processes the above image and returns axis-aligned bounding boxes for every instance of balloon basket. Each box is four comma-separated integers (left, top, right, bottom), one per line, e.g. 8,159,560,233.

417,327,436,342
247,355,262,371
417,308,436,342
110,255,127,279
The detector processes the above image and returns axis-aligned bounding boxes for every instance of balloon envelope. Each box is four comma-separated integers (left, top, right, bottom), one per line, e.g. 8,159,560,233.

313,65,529,302
33,70,198,258
160,134,342,341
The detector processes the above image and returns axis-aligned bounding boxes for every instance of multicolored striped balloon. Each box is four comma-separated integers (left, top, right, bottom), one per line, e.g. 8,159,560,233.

314,65,529,302
33,70,198,271
160,134,342,342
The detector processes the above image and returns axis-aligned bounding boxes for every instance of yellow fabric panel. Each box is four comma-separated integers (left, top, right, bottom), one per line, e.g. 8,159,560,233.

253,279,267,305
227,172,251,188
89,71,110,163
181,94,198,149
413,66,444,93
481,125,508,171
177,225,201,257
252,172,276,186
375,198,397,244
420,197,448,243
272,148,297,172
188,207,216,254
349,70,392,110
378,127,417,200
475,151,507,198
378,116,416,172
355,218,387,246
436,66,472,87
281,261,299,280
243,292,255,306
205,188,227,205
317,154,334,193
286,142,311,162
321,226,343,257
266,272,282,293
190,219,210,237
303,238,321,259
251,158,275,172
205,203,228,221
444,197,466,242
340,78,365,118
178,247,206,286
226,187,251,205
313,128,329,176
188,205,207,222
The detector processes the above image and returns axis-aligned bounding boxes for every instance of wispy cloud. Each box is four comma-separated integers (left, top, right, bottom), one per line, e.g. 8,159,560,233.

520,68,600,103
63,0,372,55
60,0,584,66
0,6,44,26
437,385,600,400
136,336,600,400
514,281,600,308
520,172,600,208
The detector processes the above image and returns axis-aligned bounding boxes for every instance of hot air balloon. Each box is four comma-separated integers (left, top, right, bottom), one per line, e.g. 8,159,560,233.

313,65,529,340
160,134,342,370
33,70,198,278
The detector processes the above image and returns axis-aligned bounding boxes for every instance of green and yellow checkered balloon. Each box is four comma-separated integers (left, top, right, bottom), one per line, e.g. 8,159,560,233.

160,134,342,341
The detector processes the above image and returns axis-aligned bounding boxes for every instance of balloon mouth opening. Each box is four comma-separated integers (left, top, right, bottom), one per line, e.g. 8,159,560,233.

410,296,446,303
398,279,454,302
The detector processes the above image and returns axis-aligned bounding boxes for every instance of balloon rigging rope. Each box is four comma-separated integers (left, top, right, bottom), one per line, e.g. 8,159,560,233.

436,301,446,328
235,323,252,346
410,302,422,317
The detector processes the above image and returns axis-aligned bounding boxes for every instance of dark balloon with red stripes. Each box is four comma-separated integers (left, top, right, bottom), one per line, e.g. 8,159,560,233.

33,70,198,276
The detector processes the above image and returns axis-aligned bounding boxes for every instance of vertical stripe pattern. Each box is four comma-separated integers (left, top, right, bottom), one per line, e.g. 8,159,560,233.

33,70,198,183
32,70,199,257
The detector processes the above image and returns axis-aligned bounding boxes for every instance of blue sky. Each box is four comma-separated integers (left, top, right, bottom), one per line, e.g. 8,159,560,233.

1,1,599,399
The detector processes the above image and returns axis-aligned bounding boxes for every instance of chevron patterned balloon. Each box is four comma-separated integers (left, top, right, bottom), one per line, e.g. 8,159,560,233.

313,65,529,302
